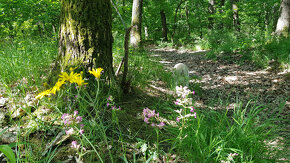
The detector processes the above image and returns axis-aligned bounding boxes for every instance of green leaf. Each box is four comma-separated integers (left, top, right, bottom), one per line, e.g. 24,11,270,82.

0,145,16,163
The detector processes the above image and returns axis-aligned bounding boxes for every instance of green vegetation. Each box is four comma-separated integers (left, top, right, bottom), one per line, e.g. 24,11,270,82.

0,0,288,162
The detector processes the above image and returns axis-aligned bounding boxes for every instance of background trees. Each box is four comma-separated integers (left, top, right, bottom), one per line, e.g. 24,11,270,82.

275,0,290,37
0,0,288,162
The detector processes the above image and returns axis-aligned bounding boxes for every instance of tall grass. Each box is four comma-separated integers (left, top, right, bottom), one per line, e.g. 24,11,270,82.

0,38,57,85
168,100,284,162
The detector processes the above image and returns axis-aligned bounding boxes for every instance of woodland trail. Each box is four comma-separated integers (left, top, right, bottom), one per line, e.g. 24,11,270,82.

148,47,289,114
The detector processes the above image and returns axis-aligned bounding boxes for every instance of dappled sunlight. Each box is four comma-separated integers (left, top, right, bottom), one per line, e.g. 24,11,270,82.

149,47,289,111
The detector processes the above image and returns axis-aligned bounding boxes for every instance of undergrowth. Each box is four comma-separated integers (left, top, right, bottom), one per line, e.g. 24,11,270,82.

0,37,287,162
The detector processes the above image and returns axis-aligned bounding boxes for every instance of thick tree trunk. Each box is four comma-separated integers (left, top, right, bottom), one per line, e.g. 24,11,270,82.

58,0,113,79
275,0,290,36
130,0,143,47
231,0,240,32
160,10,168,41
208,0,215,29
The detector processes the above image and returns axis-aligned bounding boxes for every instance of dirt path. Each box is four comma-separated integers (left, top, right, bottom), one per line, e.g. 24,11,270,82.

149,47,289,112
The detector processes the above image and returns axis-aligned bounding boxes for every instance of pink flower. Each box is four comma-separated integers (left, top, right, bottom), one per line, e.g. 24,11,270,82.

156,122,165,128
144,117,149,124
61,113,69,120
176,117,180,122
65,128,74,135
76,116,82,123
106,102,110,107
190,107,195,112
151,123,156,127
71,140,80,149
74,110,78,116
79,129,84,135
193,112,197,119
192,91,195,95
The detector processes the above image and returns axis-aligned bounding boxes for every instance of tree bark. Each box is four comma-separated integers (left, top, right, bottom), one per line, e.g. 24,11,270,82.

130,0,143,47
208,0,215,29
160,10,168,41
231,0,240,32
58,0,113,79
172,0,186,40
218,0,225,29
275,0,290,36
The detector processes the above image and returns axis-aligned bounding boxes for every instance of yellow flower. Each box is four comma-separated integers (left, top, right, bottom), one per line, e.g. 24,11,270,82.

74,71,88,86
35,89,52,99
59,71,80,83
50,79,66,94
89,68,104,80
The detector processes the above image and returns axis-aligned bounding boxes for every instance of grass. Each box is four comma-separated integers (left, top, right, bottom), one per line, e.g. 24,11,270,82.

0,37,287,162
0,38,57,85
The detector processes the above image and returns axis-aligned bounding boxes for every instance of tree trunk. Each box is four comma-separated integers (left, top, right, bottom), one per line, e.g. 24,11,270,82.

185,6,191,36
208,0,215,29
172,0,186,40
58,0,113,79
231,0,240,32
160,10,168,41
130,0,143,47
275,0,290,36
218,0,225,29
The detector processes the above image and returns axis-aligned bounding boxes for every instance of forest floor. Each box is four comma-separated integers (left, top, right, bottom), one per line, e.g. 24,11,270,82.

147,46,289,123
0,45,289,161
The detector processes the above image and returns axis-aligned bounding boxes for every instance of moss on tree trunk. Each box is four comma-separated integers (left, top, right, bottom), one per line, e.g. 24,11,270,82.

58,0,113,79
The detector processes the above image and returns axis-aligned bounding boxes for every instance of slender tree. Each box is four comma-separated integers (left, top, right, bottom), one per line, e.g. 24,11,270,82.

172,0,186,39
130,0,143,47
275,0,290,36
208,0,215,29
57,0,113,79
231,0,240,32
160,10,168,41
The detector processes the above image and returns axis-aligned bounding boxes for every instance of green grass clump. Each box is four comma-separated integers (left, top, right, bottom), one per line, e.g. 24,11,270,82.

170,101,283,162
0,38,57,85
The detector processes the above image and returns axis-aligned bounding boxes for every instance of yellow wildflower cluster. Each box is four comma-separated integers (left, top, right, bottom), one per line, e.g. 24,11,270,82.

36,67,99,99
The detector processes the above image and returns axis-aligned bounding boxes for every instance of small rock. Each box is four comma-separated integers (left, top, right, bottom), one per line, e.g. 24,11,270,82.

0,128,17,144
0,98,8,107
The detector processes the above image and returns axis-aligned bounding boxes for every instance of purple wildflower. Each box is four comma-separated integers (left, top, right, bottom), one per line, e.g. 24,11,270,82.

156,122,165,128
65,128,74,135
76,116,82,123
61,113,69,120
71,140,80,149
190,107,195,112
144,117,149,124
79,129,84,135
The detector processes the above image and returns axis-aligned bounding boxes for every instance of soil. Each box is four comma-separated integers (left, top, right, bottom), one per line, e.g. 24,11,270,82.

148,47,289,113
